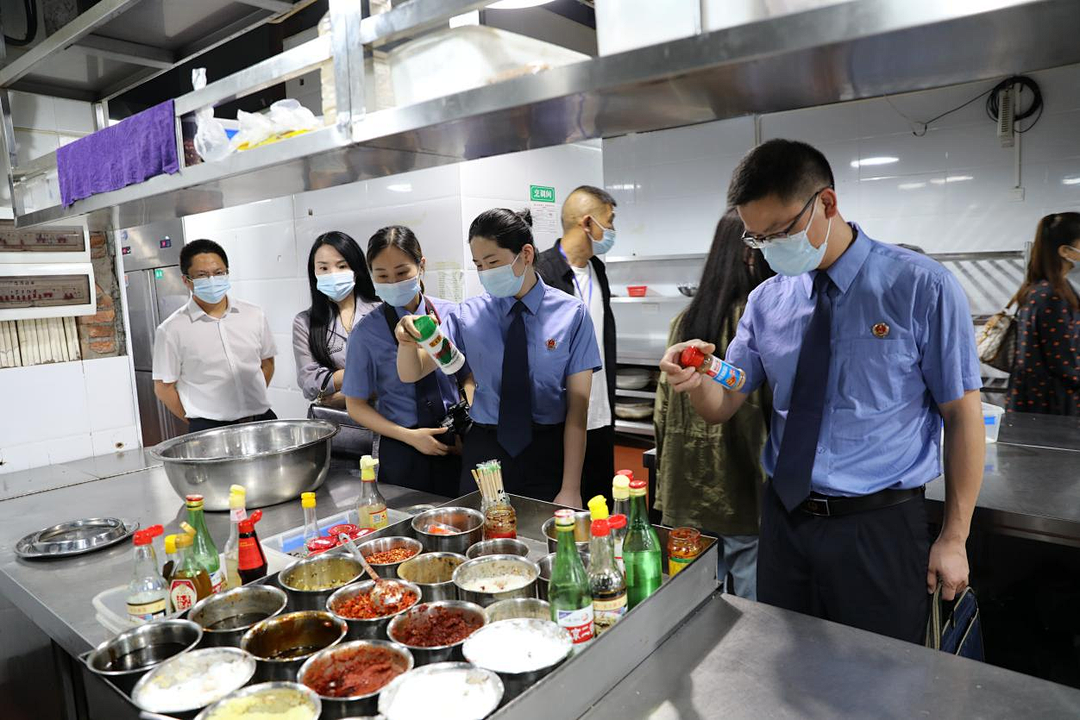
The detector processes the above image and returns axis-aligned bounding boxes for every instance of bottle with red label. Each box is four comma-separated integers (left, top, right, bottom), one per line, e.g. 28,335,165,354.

548,509,594,650
678,346,746,391
185,494,225,593
169,529,212,613
589,515,628,637
126,524,168,625
237,510,268,584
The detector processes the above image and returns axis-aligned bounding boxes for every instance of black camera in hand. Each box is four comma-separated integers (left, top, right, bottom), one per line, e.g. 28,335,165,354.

439,400,473,439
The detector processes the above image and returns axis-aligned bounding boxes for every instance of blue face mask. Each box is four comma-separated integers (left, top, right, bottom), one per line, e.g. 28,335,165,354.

374,275,421,308
192,275,230,304
479,253,526,298
316,271,355,302
590,218,616,255
760,205,832,277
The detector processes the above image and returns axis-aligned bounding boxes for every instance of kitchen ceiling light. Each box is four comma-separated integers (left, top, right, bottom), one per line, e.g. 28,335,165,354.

898,182,926,190
1062,176,1080,186
850,156,899,168
488,0,556,8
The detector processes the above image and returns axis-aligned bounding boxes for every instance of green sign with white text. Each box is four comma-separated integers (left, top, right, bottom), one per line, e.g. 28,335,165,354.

530,185,556,203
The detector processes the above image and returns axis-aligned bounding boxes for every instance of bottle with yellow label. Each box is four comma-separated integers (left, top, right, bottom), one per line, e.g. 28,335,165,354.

357,454,389,531
126,524,167,625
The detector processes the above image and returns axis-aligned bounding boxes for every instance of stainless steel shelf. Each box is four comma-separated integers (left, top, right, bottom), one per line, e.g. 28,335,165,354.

615,419,655,437
611,296,691,304
616,388,656,400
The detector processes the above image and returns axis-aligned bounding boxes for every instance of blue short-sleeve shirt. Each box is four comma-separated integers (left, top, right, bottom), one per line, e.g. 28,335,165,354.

447,275,601,426
725,225,981,496
342,295,465,428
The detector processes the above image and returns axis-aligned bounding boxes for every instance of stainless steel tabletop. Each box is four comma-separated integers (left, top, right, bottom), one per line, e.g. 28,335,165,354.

0,456,443,657
583,593,1080,719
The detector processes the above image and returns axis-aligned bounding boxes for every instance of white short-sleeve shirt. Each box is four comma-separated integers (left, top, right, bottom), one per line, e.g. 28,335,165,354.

152,297,277,421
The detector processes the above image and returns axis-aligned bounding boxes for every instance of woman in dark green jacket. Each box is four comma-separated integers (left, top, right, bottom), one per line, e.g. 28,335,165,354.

654,211,773,599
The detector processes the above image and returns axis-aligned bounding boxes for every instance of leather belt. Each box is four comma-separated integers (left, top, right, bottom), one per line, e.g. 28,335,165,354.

798,486,924,518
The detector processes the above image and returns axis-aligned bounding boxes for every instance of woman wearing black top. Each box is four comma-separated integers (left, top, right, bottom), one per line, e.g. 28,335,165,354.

1007,212,1080,416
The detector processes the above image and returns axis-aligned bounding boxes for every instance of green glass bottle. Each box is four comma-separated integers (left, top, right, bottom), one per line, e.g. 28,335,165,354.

623,480,662,608
185,494,224,593
548,509,594,650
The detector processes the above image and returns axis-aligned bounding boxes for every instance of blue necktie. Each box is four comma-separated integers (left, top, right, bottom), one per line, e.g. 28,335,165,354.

773,272,835,512
498,301,533,457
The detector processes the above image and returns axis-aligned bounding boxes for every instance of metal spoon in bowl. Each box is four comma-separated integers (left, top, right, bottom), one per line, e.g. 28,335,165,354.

337,533,407,613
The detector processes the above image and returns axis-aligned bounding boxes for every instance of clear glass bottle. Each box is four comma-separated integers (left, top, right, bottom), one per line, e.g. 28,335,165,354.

223,485,247,590
185,494,224,593
589,516,627,637
667,527,702,577
357,455,388,531
611,475,631,573
169,531,212,612
301,491,320,555
548,509,594,650
127,524,168,625
624,479,662,608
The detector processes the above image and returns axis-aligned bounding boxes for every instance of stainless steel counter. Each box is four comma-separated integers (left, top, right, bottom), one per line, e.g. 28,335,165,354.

583,593,1080,719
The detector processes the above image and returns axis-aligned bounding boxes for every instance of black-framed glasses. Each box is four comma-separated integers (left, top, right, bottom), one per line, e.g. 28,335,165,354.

184,270,228,281
742,186,831,248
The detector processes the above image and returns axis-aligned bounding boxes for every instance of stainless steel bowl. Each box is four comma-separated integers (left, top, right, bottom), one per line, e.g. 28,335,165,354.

541,511,592,553
378,662,503,719
327,579,422,640
484,597,551,623
297,640,414,718
241,611,348,682
462,619,572,700
452,555,539,608
536,550,590,601
151,419,338,511
190,585,289,647
279,554,365,612
195,681,321,720
386,601,486,666
84,619,202,693
396,552,465,603
356,536,423,579
131,646,257,715
466,537,530,560
410,507,484,554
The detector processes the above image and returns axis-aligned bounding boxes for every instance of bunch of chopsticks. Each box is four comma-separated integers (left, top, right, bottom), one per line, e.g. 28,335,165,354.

471,460,508,505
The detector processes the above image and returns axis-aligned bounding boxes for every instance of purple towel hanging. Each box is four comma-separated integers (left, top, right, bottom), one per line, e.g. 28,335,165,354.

57,100,180,207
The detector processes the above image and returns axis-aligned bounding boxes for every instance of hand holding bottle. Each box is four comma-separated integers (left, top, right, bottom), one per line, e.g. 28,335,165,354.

658,339,716,394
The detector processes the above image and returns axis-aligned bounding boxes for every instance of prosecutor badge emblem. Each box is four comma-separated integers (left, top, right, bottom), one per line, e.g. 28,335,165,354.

872,322,890,338
546,338,558,350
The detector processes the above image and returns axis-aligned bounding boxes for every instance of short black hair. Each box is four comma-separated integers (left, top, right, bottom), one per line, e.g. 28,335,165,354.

180,239,229,276
571,185,616,208
468,208,534,253
727,139,835,208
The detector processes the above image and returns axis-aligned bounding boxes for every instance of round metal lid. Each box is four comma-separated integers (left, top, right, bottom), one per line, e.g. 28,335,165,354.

15,517,138,559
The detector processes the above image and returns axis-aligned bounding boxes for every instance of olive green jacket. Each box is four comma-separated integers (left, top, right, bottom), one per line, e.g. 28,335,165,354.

653,310,770,536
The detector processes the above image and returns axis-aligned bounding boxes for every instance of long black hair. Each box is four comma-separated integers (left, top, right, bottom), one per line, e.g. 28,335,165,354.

468,208,534,252
366,225,425,294
1011,212,1080,310
306,231,377,369
678,210,774,350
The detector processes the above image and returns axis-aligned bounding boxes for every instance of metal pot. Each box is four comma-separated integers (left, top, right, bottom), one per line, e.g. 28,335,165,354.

452,555,539,608
386,601,486,666
541,511,592,554
410,507,484,554
536,550,590,601
297,640,414,719
462,619,572,700
326,579,421,640
484,598,551,623
279,554,365,611
466,537,530,560
195,681,321,720
396,552,465,603
84,619,202,693
355,536,423,579
150,420,338,511
190,585,289,647
241,611,348,682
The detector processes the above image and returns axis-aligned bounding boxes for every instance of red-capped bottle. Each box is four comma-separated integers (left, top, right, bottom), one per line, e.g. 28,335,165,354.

678,346,746,391
237,510,267,584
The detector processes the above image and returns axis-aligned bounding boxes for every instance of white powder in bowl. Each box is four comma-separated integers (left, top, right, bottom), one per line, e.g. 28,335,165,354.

379,664,502,720
463,619,571,674
133,648,256,713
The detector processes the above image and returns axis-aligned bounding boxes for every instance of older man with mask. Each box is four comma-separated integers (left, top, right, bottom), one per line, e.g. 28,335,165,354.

154,238,277,434
659,139,984,643
536,185,618,505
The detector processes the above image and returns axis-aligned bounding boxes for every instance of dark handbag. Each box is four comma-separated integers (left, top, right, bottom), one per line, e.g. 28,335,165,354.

306,402,376,460
925,586,984,661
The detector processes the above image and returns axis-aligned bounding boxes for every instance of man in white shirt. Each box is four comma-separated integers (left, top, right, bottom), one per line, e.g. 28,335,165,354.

536,186,618,503
153,239,277,434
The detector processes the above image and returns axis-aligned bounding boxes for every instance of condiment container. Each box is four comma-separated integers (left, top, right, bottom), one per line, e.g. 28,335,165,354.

537,550,590,602
241,611,348,682
190,585,289,648
326,579,421,640
84,619,202,693
396,552,466,603
131,646,256,716
378,661,502,720
278,554,365,611
462,619,572,700
541,511,591,553
195,681,320,720
297,639,414,718
484,597,551,623
356,536,423,579
465,537,530,560
667,526,702,577
410,507,484,555
452,555,539,608
386,600,486,666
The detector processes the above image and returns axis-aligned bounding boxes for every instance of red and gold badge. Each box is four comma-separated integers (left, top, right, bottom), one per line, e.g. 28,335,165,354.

872,322,890,338
546,338,558,350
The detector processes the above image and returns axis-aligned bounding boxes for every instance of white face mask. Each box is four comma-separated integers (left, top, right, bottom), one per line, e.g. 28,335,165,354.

1065,247,1080,282
760,202,832,277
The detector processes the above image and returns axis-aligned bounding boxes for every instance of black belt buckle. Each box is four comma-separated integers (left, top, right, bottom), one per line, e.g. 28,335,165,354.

804,497,831,517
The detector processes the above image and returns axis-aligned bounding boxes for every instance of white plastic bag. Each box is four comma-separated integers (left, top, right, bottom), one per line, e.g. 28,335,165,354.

230,99,319,152
191,68,232,163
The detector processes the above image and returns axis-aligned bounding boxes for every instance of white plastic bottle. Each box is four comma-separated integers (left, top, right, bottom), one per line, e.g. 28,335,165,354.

127,525,169,624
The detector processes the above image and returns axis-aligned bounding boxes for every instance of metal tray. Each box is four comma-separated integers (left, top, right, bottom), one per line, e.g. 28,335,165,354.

15,517,138,559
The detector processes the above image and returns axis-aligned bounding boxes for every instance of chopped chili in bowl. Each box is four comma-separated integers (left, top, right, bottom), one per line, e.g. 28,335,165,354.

333,587,419,620
302,645,408,698
391,606,483,648
365,547,419,565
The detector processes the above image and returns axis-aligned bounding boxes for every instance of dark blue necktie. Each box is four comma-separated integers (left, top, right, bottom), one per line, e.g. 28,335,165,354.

498,301,533,457
414,371,444,429
773,272,835,512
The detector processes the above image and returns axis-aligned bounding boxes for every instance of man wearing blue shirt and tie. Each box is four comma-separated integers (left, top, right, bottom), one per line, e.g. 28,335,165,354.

660,139,984,643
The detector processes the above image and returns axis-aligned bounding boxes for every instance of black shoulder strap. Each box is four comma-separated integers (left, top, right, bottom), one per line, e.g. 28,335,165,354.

381,297,438,345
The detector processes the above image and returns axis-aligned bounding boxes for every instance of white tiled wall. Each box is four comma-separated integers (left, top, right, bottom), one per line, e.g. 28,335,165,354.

0,356,139,475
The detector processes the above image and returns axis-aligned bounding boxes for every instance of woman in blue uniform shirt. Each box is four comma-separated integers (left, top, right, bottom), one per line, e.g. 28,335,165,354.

342,226,469,495
397,209,601,506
